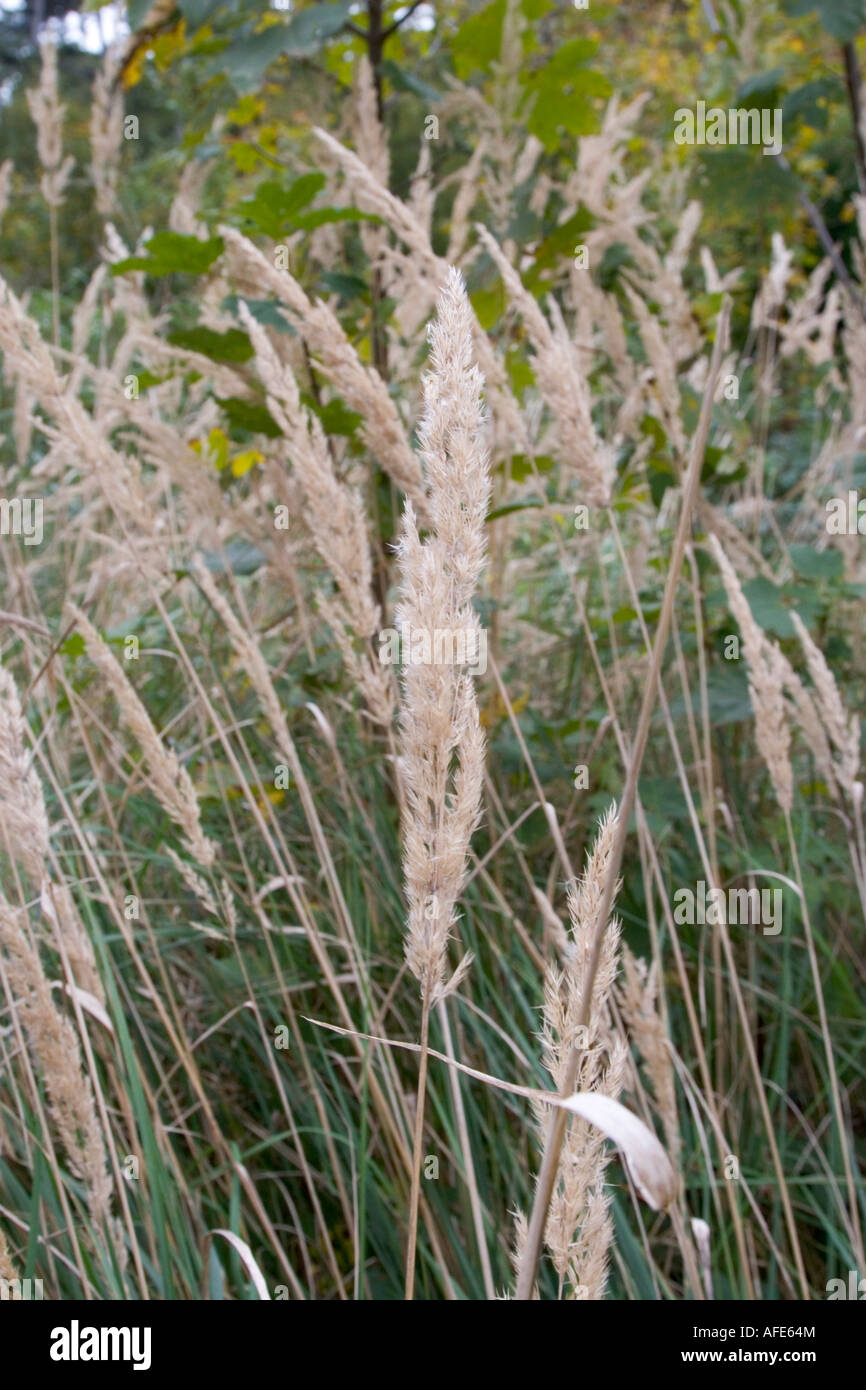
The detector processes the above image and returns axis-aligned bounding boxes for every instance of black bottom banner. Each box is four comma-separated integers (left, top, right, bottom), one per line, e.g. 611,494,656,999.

1,1295,857,1377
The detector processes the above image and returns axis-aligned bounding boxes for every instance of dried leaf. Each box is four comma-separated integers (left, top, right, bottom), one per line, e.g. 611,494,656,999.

555,1092,678,1211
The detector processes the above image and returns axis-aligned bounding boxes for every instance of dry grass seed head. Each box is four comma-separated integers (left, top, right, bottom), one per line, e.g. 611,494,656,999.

398,268,490,1004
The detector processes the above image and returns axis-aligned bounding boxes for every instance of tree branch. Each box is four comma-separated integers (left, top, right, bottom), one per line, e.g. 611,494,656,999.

842,40,866,198
382,0,428,41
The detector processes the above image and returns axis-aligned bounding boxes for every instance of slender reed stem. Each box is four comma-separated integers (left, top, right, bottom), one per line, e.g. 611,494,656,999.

514,299,730,1301
405,999,431,1300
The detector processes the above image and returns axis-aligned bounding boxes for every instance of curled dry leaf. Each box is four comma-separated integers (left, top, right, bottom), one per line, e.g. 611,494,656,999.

551,1091,679,1212
205,1229,271,1300
691,1216,714,1299
60,983,114,1033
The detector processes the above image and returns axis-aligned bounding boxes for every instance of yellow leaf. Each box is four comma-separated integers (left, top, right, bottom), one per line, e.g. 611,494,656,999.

153,19,187,71
228,142,261,173
206,428,229,471
121,47,147,90
226,94,264,125
231,449,264,478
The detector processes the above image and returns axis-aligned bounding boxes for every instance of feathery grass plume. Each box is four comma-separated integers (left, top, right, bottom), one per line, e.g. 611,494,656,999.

0,275,163,571
790,611,861,795
26,36,74,210
102,221,153,338
646,198,704,363
622,281,689,461
0,665,104,1004
563,92,650,220
168,846,234,942
311,126,530,456
12,366,34,466
90,46,124,217
354,54,389,186
0,667,50,883
437,0,527,243
497,0,526,135
71,264,107,363
708,534,793,813
582,278,633,395
398,268,490,1002
41,883,105,1007
169,157,214,237
407,140,434,237
107,393,231,539
445,138,487,264
353,54,390,271
476,225,614,506
382,142,439,340
26,35,71,346
219,226,428,519
508,1210,536,1299
532,805,625,1298
777,655,839,799
666,200,703,284
619,945,680,1163
841,276,866,438
0,903,113,1230
399,266,490,1297
750,231,794,332
131,325,249,401
778,258,842,366
518,302,731,1300
561,94,703,358
236,301,394,728
0,670,112,1232
68,605,216,870
700,245,743,296
166,847,220,919
314,126,444,271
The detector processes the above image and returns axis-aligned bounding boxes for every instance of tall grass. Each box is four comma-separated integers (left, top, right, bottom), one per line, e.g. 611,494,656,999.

0,20,863,1302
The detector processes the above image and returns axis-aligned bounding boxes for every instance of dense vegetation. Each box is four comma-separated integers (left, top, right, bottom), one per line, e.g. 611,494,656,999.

0,0,864,1301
